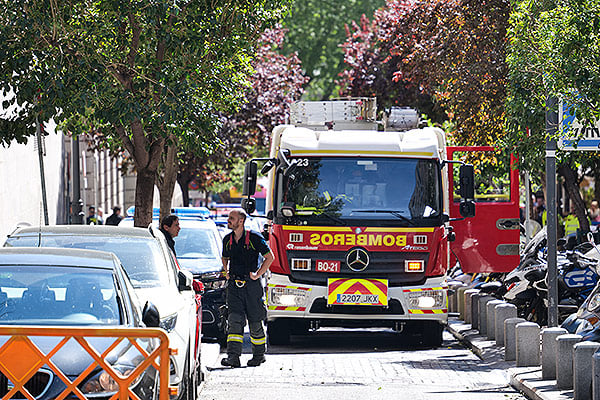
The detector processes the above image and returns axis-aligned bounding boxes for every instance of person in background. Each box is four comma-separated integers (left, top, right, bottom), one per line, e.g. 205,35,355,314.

96,207,104,225
589,200,600,224
159,214,180,256
106,206,123,226
86,206,102,225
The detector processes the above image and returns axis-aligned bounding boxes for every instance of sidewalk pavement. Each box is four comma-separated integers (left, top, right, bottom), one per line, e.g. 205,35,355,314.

447,316,573,400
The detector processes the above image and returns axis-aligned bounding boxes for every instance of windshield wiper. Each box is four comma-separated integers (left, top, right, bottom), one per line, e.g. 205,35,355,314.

313,211,346,226
352,209,416,226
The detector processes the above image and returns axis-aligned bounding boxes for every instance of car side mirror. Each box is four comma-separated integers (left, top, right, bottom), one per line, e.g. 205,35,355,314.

178,270,193,292
142,301,160,328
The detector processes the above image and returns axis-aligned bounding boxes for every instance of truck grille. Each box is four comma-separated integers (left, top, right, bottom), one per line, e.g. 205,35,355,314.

0,369,52,398
286,250,428,287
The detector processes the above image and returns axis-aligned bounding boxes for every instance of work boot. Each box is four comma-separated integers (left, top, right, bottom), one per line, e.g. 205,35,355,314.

247,355,266,367
220,356,241,368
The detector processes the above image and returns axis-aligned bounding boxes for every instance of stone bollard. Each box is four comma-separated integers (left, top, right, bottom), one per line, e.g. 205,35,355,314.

504,317,526,361
457,286,468,320
450,283,466,314
464,289,479,325
541,327,568,380
516,322,541,367
471,292,483,329
495,303,518,347
557,334,583,390
592,352,600,400
574,342,600,400
478,295,495,335
486,300,504,340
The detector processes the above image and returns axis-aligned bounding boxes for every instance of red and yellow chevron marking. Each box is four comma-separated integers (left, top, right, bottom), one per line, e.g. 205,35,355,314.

403,287,448,292
408,309,447,314
327,278,388,306
268,306,307,311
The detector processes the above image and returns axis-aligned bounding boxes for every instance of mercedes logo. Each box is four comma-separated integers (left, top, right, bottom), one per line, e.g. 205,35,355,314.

346,248,370,272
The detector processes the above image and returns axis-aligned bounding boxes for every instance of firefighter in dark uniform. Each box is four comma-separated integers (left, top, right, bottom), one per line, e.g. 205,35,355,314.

221,209,274,368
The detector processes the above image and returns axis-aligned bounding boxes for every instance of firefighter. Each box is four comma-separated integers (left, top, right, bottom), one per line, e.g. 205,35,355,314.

220,209,274,368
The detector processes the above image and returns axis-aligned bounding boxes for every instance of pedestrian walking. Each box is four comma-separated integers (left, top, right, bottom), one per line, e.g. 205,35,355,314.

221,209,274,368
159,214,180,256
106,206,123,226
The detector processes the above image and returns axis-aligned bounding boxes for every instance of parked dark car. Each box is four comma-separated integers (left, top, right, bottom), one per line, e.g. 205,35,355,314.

0,247,161,399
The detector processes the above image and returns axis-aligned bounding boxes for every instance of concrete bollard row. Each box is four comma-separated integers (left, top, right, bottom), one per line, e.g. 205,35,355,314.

592,352,600,400
486,300,504,340
574,341,600,400
557,334,583,390
541,327,568,380
504,317,526,361
516,322,540,367
495,303,517,347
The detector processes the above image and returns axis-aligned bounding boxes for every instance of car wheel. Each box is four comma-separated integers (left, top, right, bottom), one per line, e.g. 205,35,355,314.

181,354,198,400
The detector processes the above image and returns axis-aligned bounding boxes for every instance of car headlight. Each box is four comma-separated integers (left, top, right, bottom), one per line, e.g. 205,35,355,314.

407,290,445,309
160,313,178,332
268,286,309,307
81,365,143,396
588,291,600,312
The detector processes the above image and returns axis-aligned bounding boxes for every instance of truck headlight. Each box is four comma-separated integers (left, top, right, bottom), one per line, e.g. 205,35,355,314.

269,287,309,307
407,290,445,308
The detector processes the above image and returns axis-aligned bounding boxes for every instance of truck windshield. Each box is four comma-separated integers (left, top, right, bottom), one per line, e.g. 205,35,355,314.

281,157,441,223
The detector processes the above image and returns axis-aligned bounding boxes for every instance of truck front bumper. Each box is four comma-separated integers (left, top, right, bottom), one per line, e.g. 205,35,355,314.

266,274,448,324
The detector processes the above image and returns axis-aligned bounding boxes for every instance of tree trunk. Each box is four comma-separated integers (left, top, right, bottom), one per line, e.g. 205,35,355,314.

558,163,590,233
177,169,192,207
157,141,178,223
594,160,600,202
133,168,156,227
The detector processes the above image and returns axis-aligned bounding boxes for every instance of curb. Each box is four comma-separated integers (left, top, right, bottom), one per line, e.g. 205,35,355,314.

447,318,572,400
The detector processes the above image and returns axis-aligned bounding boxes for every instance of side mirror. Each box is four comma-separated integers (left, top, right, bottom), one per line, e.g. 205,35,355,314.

459,201,476,218
193,280,204,295
266,210,274,220
142,301,160,328
459,164,475,218
243,161,258,196
459,164,475,200
261,159,276,175
281,202,296,218
178,270,193,292
241,197,256,214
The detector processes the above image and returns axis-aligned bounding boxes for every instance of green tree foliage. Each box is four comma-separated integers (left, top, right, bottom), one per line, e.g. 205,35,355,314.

339,0,510,146
0,0,290,226
177,25,308,203
506,0,600,231
282,0,386,100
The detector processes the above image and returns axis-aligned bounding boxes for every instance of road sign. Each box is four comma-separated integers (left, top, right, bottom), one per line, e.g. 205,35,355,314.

558,99,600,151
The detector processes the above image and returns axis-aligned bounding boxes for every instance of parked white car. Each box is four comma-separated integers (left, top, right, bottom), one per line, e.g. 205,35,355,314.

4,225,200,400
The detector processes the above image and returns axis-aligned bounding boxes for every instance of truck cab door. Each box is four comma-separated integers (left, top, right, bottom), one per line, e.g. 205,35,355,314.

447,146,520,273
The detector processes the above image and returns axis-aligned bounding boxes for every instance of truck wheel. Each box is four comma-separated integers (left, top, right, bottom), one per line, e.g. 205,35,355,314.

421,321,444,348
267,320,291,345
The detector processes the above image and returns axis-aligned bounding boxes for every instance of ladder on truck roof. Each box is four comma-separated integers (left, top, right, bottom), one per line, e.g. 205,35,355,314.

288,98,419,131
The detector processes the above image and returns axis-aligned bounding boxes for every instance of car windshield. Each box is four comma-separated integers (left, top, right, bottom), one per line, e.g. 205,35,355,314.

4,235,170,288
0,266,120,325
281,157,441,223
175,228,220,259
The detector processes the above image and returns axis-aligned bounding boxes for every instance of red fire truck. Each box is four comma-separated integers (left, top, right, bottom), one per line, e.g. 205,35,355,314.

241,98,519,346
